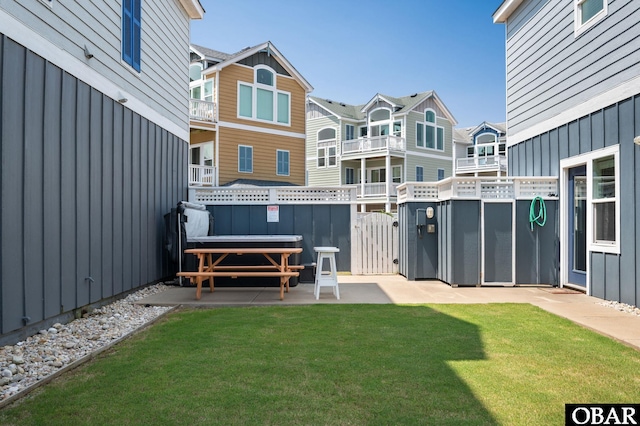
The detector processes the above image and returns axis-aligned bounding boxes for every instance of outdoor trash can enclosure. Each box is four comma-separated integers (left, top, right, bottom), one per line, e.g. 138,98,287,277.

184,235,303,287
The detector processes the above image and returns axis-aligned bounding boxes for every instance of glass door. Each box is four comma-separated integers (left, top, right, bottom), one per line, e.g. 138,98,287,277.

568,166,587,287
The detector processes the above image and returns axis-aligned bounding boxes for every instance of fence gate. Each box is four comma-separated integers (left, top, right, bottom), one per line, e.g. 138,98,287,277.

352,212,399,274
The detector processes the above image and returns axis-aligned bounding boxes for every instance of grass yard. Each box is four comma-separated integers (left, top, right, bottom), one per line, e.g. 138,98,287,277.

1,304,639,425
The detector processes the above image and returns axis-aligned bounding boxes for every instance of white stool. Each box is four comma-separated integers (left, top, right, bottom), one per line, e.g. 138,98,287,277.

313,247,340,300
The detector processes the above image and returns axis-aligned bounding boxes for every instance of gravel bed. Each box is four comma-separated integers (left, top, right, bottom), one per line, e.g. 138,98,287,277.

0,284,172,402
597,300,640,317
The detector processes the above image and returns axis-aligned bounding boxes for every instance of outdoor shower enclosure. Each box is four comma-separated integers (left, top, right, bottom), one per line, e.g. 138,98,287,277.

398,178,559,286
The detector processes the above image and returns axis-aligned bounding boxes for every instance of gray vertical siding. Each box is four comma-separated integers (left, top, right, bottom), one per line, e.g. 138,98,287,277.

0,35,187,339
505,0,640,135
509,94,640,306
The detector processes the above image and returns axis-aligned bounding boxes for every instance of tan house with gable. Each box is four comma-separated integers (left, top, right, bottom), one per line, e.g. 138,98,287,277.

189,42,313,187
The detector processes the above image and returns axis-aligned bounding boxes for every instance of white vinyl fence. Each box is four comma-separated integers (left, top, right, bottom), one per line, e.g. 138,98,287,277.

352,212,399,275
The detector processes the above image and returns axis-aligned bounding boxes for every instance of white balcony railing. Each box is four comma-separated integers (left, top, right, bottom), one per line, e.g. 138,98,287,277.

356,182,401,197
189,165,216,186
189,99,216,122
456,154,507,173
342,136,405,155
397,177,558,204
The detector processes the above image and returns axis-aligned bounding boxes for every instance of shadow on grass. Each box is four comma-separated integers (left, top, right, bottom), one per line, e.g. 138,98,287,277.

0,305,499,425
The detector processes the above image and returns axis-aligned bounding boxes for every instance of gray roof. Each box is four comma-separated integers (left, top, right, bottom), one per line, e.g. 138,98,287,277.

309,91,436,121
191,43,259,64
454,122,507,145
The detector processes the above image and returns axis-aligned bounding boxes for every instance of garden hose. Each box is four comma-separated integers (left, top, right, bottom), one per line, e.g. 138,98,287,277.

529,196,546,230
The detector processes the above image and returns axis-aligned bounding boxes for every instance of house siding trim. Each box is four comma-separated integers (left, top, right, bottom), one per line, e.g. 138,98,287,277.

0,9,188,140
508,73,640,146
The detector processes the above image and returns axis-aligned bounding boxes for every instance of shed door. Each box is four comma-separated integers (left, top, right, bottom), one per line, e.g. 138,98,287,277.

483,202,513,284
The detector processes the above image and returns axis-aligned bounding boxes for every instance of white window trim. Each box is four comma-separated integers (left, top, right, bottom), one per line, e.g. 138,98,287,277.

236,65,291,126
574,0,607,37
560,145,620,292
238,145,253,173
345,124,355,141
416,122,445,152
276,149,290,176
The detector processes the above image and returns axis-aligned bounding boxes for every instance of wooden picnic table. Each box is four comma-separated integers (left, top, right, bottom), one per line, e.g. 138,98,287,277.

177,247,303,300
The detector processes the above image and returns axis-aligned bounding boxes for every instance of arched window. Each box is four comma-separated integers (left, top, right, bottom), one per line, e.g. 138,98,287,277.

256,68,274,86
317,128,337,168
416,109,443,151
369,108,391,137
237,65,290,125
189,63,203,82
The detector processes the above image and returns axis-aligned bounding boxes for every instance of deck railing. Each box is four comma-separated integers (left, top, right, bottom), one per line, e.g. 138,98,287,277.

342,136,405,155
397,177,558,203
189,165,216,186
189,99,216,122
456,154,507,173
356,182,400,197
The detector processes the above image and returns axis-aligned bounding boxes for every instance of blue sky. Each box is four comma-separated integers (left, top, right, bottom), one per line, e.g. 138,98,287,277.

191,1,506,128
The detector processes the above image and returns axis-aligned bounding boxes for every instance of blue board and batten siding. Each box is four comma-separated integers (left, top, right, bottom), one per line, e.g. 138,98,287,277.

509,95,640,306
0,35,187,340
503,0,640,307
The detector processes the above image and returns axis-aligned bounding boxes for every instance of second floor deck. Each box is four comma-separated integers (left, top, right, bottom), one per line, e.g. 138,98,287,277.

341,136,406,158
190,99,216,123
456,154,507,175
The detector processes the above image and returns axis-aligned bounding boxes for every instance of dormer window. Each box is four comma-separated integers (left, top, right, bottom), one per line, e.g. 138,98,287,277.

238,65,290,125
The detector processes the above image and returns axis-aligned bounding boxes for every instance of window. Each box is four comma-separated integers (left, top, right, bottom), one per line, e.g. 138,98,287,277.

237,66,290,125
392,166,402,184
370,168,386,183
393,121,402,137
345,167,355,185
592,155,615,243
359,126,368,137
189,64,202,82
317,128,337,168
238,145,253,173
190,79,213,102
122,0,141,72
561,145,619,256
416,109,444,151
437,168,445,181
277,150,289,176
416,166,424,182
345,124,355,141
575,0,607,35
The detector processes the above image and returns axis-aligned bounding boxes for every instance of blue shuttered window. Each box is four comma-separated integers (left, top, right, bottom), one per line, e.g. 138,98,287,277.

239,145,253,173
122,0,141,72
277,150,290,176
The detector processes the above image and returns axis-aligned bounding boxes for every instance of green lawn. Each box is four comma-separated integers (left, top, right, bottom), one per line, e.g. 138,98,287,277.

1,304,639,425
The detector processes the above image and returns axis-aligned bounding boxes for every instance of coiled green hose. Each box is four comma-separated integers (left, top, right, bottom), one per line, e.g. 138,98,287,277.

529,196,546,230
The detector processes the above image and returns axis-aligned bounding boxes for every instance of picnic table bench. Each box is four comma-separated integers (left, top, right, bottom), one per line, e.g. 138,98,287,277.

177,247,303,300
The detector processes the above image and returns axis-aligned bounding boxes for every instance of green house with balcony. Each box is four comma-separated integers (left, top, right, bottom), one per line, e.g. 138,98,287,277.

306,92,457,212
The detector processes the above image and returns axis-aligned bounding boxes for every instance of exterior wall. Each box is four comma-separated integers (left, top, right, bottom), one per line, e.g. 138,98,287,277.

1,0,192,135
404,111,453,181
306,114,341,186
216,62,306,185
0,35,186,341
190,129,216,145
218,126,305,185
505,0,640,136
509,95,640,306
